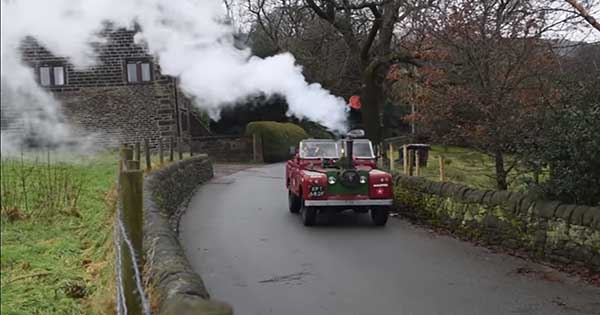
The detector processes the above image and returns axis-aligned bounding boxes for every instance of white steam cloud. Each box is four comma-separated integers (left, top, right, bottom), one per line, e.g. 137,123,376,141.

1,0,348,153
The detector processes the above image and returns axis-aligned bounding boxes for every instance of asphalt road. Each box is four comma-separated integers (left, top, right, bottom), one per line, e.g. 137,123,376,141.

180,164,600,315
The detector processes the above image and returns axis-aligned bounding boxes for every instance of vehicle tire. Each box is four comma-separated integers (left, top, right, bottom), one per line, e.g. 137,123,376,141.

301,200,317,226
288,190,301,214
371,208,389,226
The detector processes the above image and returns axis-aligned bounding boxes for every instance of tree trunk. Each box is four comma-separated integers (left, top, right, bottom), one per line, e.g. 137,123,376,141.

494,150,508,190
360,69,384,145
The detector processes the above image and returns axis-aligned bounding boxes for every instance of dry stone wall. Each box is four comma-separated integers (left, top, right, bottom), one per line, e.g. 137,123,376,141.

191,135,254,162
143,156,232,314
394,175,600,271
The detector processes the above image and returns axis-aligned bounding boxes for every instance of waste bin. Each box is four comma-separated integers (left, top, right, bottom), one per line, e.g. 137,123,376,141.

398,144,431,167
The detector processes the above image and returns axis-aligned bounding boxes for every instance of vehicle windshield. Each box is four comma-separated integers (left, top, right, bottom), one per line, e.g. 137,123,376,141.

343,140,374,158
300,141,340,159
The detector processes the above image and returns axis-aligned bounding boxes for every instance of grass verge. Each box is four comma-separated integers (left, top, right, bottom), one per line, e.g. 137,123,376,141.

390,145,535,191
1,152,118,315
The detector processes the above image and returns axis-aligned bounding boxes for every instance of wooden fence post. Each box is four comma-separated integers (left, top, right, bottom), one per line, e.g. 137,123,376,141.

134,142,141,161
403,145,409,175
119,145,133,171
415,150,421,176
252,134,257,162
169,137,174,162
127,160,140,170
119,163,143,315
388,143,394,171
177,137,183,160
159,139,164,165
439,155,445,181
253,134,264,163
407,149,414,176
144,139,151,171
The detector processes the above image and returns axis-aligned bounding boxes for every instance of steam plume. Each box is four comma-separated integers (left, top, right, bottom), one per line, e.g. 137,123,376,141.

1,0,348,153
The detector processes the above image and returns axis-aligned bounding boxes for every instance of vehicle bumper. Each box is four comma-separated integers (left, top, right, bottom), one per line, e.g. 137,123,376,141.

304,199,393,207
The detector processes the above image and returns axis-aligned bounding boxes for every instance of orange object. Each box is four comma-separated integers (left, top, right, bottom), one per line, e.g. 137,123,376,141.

349,95,362,110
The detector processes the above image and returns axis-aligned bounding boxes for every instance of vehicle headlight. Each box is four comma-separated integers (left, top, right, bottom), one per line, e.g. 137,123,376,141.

359,176,367,184
328,176,336,184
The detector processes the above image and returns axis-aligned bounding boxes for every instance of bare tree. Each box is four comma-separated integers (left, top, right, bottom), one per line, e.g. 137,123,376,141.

304,0,434,143
247,0,429,143
565,0,600,32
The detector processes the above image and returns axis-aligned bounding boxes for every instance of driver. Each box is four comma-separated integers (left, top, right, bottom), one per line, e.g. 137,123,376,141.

303,143,320,157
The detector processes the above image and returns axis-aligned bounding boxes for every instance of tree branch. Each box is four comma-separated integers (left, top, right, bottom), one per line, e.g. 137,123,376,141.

360,13,382,63
305,0,334,21
565,0,600,32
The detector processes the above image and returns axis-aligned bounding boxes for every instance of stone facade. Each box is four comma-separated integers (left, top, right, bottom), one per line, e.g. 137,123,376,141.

9,27,206,147
393,175,600,272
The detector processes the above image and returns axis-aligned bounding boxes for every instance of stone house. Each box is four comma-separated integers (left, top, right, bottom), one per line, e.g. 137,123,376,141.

4,26,209,148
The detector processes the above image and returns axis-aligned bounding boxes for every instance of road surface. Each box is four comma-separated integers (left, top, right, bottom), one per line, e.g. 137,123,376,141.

180,164,600,315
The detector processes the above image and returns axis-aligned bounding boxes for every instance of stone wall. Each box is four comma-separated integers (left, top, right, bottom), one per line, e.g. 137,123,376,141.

6,27,192,147
394,175,600,271
191,135,256,162
144,156,232,314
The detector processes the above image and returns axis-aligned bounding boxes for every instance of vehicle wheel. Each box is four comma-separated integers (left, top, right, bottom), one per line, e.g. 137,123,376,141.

371,208,389,226
288,190,301,214
301,200,317,226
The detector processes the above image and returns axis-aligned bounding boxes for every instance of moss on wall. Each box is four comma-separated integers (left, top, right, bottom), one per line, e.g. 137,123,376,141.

393,175,600,271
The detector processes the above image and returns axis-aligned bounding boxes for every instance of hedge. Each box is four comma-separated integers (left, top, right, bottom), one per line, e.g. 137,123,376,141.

246,121,309,162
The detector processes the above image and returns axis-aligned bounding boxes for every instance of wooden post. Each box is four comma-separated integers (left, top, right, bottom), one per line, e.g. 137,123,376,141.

119,167,143,315
407,149,414,176
439,155,446,181
254,134,264,163
144,139,151,171
252,133,257,162
388,143,394,171
119,145,133,171
177,137,183,160
159,139,164,165
415,150,421,176
127,160,140,170
134,142,141,161
169,137,174,162
403,145,409,175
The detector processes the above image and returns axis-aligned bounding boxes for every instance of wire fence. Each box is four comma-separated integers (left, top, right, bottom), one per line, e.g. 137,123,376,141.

113,144,151,315
112,139,197,314
114,199,151,315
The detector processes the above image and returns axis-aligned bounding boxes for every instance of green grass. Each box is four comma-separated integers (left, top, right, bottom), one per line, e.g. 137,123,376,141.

1,152,118,315
390,145,535,191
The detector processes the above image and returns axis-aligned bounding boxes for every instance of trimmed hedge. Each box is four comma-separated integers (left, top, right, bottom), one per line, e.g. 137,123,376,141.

246,121,309,162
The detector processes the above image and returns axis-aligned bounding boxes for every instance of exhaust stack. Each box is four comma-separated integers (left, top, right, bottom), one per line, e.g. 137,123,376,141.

344,129,365,169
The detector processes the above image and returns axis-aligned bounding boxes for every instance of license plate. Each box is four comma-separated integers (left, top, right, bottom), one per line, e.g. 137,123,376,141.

309,186,324,197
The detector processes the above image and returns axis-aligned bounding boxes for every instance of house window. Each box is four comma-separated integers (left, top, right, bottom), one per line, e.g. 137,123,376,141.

39,64,65,86
126,60,152,83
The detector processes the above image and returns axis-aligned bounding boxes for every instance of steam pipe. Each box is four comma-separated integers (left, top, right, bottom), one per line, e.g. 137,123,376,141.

346,139,354,169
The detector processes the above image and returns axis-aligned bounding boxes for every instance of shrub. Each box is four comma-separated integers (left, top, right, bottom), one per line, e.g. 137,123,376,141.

246,121,309,162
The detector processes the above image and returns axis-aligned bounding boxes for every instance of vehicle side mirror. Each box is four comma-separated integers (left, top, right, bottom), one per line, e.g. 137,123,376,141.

290,145,297,155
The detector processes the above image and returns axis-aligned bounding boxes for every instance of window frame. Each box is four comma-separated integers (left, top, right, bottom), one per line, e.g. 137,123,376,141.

37,62,67,87
124,58,153,84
